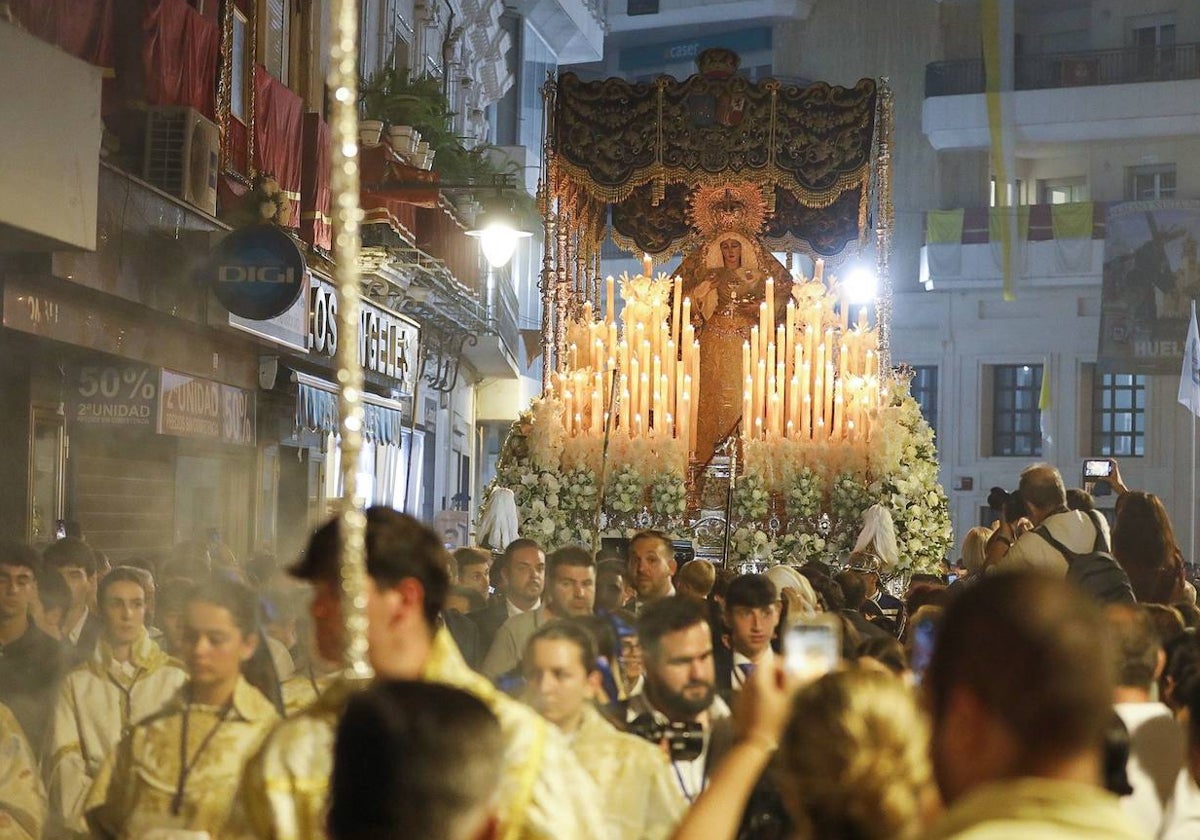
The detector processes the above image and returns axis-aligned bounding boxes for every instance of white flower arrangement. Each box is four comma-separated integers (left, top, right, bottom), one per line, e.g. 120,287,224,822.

777,531,828,565
784,467,822,521
650,472,687,519
607,464,644,514
560,466,599,513
731,525,775,561
732,472,769,522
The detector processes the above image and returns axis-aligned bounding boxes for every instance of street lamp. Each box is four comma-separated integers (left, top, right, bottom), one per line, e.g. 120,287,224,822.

467,202,532,269
843,264,878,305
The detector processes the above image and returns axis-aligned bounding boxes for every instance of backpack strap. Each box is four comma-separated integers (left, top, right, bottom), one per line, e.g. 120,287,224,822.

1033,521,1082,564
1083,509,1110,553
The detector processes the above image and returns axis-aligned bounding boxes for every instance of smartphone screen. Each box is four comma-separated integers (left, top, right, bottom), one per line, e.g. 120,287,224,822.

1083,459,1113,478
910,618,938,684
783,618,841,680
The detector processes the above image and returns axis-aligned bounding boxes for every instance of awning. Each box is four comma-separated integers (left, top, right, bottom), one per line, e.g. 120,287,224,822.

293,371,406,446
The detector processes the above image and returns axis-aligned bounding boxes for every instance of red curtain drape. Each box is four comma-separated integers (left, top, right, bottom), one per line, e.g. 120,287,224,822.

253,65,304,228
10,0,116,68
142,0,219,119
301,114,332,251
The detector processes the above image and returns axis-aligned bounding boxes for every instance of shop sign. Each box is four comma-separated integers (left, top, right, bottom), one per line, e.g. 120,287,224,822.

618,27,771,72
207,224,306,320
223,276,310,352
308,279,420,395
158,369,256,445
69,363,158,428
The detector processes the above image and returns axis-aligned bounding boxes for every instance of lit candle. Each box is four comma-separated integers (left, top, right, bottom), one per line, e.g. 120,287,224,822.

630,356,641,426
765,276,775,332
743,384,752,439
620,375,630,434
789,374,800,434
672,276,682,346
785,300,796,378
634,412,642,437
814,258,825,285
651,355,661,428
824,361,834,432
642,252,653,278
802,394,812,439
575,412,583,437
564,390,574,434
755,359,766,426
639,371,650,428
833,380,844,440
606,276,615,324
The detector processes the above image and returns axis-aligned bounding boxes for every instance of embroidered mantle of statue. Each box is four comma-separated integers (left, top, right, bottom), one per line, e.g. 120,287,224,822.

677,229,790,465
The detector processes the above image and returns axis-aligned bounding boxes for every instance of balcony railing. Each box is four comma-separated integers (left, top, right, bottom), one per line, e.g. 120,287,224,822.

926,43,1200,97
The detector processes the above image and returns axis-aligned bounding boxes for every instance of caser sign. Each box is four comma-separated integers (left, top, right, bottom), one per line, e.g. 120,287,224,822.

208,224,306,320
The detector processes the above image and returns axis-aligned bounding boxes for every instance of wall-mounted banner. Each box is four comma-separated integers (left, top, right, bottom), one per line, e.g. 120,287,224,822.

70,363,159,428
1100,200,1200,374
158,369,256,445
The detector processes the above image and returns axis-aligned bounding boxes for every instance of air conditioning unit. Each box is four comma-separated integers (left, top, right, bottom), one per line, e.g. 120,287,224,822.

143,107,219,216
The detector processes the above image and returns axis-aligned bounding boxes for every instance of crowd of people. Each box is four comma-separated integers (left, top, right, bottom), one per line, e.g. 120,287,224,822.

0,460,1199,839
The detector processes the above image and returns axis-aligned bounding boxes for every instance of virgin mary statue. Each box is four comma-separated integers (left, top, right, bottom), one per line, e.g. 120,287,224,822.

680,231,790,465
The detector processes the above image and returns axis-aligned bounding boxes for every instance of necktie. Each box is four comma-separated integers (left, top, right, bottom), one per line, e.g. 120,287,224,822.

737,662,756,683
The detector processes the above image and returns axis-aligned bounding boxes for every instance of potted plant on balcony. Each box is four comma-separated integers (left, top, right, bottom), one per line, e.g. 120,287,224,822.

360,66,457,162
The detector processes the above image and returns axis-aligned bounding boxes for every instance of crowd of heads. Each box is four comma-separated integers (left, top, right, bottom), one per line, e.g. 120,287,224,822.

3,455,1200,840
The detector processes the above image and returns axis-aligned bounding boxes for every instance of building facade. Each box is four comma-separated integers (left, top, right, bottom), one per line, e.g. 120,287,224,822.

0,0,598,560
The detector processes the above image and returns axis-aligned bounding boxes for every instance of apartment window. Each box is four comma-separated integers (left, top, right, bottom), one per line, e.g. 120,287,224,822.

263,0,289,83
1093,372,1146,457
992,364,1042,457
989,178,1024,207
627,0,660,14
1131,19,1176,78
231,9,250,122
909,366,939,438
1039,177,1088,205
1128,164,1176,200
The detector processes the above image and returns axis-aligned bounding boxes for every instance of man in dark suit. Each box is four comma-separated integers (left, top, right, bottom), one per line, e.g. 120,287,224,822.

43,537,102,664
713,574,781,698
469,538,544,657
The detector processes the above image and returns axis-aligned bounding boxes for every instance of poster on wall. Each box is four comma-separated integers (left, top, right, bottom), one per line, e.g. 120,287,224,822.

1099,200,1200,373
69,363,159,428
158,369,256,445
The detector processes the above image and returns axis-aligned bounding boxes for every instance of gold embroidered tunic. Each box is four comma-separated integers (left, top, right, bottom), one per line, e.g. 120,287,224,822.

0,702,44,840
46,630,186,835
569,704,686,840
228,628,609,840
85,677,279,840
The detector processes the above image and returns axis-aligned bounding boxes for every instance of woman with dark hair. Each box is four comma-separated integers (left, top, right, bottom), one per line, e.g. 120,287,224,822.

1112,491,1185,605
85,578,279,838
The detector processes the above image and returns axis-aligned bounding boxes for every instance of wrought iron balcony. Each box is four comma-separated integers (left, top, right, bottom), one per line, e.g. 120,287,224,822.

926,43,1200,98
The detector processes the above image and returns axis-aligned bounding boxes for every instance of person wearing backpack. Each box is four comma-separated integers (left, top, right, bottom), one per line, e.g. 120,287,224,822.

987,465,1135,604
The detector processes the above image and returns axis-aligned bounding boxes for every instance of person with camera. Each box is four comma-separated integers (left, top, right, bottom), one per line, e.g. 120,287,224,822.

985,464,1112,579
523,620,685,840
624,597,733,803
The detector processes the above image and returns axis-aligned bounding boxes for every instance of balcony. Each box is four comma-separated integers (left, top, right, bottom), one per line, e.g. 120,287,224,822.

509,0,606,63
925,43,1200,98
923,47,1200,150
919,202,1107,292
606,0,814,35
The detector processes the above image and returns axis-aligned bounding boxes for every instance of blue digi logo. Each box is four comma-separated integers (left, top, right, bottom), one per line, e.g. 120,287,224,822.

209,224,305,320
